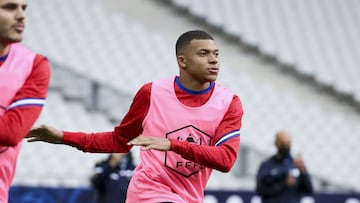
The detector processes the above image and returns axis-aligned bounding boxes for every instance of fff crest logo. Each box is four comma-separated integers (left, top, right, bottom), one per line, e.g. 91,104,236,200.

165,125,212,177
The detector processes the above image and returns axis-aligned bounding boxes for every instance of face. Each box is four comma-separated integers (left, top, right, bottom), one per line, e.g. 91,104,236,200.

275,131,291,157
0,0,26,46
177,39,219,87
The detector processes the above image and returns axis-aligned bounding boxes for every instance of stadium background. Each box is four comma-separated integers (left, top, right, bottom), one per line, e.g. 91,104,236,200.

10,0,360,202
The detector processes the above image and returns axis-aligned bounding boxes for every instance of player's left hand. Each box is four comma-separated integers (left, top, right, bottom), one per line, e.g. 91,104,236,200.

128,136,171,151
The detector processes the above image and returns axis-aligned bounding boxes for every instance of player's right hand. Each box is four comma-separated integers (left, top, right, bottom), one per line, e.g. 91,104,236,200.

26,124,64,144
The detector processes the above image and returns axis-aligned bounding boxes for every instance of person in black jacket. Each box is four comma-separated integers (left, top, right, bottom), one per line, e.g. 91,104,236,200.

91,152,136,203
255,130,313,203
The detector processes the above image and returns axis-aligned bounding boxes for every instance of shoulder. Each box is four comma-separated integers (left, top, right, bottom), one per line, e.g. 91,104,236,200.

15,44,50,68
151,76,176,89
260,156,271,165
33,54,50,69
10,53,50,100
34,54,48,62
214,82,233,93
230,95,242,107
264,156,278,165
214,82,242,104
131,82,153,105
136,82,152,96
225,95,244,118
28,54,51,83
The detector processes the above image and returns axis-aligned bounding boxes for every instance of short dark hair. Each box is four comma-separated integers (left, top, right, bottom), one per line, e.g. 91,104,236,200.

175,30,214,55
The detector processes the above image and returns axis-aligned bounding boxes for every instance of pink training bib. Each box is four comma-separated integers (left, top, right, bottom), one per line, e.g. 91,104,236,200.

126,76,234,203
0,43,35,203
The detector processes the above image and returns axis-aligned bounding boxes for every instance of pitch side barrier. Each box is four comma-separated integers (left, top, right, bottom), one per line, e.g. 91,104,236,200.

9,186,360,203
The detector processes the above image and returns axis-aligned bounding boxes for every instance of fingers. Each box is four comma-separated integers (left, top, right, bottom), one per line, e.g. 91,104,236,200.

26,128,45,142
128,137,151,150
26,124,50,140
27,137,42,142
26,128,43,138
128,136,171,151
26,130,43,142
128,136,149,146
25,124,64,144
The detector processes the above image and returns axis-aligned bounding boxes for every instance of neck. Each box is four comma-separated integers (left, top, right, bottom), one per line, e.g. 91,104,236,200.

0,43,10,57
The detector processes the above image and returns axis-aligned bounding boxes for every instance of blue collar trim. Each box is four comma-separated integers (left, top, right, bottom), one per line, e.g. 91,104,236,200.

175,76,214,95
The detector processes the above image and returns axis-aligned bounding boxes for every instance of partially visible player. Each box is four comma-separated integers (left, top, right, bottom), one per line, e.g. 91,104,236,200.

0,0,51,202
27,30,243,203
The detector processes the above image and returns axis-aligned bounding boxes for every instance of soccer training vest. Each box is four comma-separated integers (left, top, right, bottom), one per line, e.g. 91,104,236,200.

126,76,234,203
0,43,35,203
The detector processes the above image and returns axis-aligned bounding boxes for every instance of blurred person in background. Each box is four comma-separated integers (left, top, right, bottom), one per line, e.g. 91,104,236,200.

255,130,313,203
0,0,51,202
91,152,135,203
26,30,244,203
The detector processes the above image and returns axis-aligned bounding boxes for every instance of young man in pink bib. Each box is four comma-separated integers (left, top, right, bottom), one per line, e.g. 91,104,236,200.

0,0,51,202
27,30,243,203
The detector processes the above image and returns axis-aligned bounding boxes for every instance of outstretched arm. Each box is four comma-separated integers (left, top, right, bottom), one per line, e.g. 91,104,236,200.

27,83,152,152
128,135,239,172
27,125,132,153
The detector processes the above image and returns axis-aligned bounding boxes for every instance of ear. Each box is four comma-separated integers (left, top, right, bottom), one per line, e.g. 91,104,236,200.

177,55,186,69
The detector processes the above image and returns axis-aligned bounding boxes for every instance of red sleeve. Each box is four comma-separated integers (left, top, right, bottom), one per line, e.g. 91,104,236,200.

215,95,243,140
63,83,152,152
0,55,51,146
170,95,243,172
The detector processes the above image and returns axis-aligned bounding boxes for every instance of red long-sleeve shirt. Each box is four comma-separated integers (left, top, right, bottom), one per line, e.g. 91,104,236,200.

0,55,50,146
64,80,243,171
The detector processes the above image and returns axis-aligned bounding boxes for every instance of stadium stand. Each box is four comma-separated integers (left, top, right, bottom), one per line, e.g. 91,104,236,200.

169,0,360,104
13,0,360,195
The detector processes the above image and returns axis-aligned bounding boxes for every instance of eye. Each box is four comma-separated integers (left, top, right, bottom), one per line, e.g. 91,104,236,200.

199,52,206,56
2,3,26,11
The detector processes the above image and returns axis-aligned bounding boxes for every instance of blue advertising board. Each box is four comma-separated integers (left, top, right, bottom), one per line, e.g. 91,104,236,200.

9,186,360,203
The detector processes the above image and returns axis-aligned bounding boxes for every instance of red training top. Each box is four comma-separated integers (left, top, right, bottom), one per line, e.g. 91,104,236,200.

0,54,51,146
64,78,243,171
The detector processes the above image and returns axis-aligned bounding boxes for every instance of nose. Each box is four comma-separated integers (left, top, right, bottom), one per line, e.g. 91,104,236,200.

209,53,218,64
15,8,26,20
